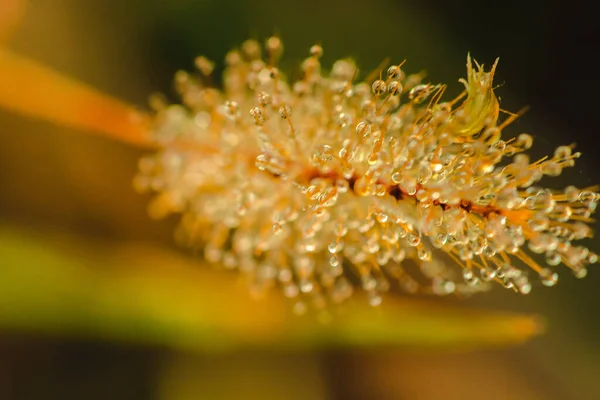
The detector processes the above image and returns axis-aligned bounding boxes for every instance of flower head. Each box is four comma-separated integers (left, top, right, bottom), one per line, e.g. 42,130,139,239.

134,38,598,310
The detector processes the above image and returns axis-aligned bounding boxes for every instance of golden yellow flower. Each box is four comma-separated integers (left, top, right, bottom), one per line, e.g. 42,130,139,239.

131,38,598,312
1,20,565,350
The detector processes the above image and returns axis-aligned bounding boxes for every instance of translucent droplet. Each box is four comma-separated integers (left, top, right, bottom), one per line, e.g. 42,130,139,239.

516,133,533,149
436,233,448,247
255,154,269,170
376,213,389,223
372,79,387,94
545,253,561,266
407,234,421,247
250,107,264,126
328,241,339,254
330,255,340,267
519,283,532,295
367,240,380,254
433,279,455,295
367,153,379,166
336,179,349,193
376,251,390,266
279,104,292,119
337,113,352,127
362,276,377,291
271,223,283,235
388,81,402,95
417,248,431,261
554,145,572,160
368,292,382,307
574,267,588,279
304,240,317,252
539,268,558,287
300,280,314,293
462,269,474,280
356,121,371,137
387,65,401,78
409,84,430,101
480,268,496,281
309,44,323,57
375,184,387,196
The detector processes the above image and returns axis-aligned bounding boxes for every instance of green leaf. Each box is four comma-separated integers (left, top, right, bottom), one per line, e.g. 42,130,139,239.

0,224,543,352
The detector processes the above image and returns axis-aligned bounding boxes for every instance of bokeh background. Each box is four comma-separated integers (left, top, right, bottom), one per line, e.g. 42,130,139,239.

0,0,599,399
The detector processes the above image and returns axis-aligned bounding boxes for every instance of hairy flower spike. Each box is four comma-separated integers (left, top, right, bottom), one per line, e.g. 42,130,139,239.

135,38,598,310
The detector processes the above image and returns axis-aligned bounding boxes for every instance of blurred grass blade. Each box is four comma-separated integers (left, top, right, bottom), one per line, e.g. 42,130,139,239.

0,0,26,42
0,225,543,351
0,48,152,147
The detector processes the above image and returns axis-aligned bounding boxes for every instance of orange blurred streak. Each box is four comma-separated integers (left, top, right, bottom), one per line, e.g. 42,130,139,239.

0,0,26,42
0,48,154,148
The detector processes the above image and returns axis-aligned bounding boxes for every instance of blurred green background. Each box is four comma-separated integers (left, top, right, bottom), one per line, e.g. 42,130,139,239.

0,0,599,399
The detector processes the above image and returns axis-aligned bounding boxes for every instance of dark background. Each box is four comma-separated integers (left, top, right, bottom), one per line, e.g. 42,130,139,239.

1,0,599,399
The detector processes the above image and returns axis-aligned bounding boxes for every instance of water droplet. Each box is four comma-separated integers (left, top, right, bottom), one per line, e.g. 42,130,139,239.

376,213,389,223
417,248,431,261
356,121,371,137
309,44,323,57
279,104,292,119
387,65,401,78
328,242,339,254
407,234,421,247
368,292,382,306
337,113,352,127
255,154,269,170
372,79,386,94
540,268,558,287
574,267,588,279
462,269,474,280
519,283,532,294
330,255,340,267
300,280,314,293
388,81,402,95
272,223,283,235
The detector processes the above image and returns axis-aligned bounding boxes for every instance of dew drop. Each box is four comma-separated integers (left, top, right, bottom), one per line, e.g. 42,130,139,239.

407,234,421,247
309,44,323,57
387,65,401,78
279,104,292,119
462,269,474,280
574,267,588,279
540,268,558,287
376,213,389,223
328,242,339,254
417,248,431,261
356,121,371,137
255,154,269,170
300,280,314,293
330,255,340,267
372,79,387,94
368,292,382,307
337,113,352,127
519,283,532,295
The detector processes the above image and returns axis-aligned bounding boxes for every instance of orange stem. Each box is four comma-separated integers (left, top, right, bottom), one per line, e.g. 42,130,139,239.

0,48,154,148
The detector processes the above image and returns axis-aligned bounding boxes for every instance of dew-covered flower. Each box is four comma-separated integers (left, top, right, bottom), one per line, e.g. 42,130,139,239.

135,38,598,311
